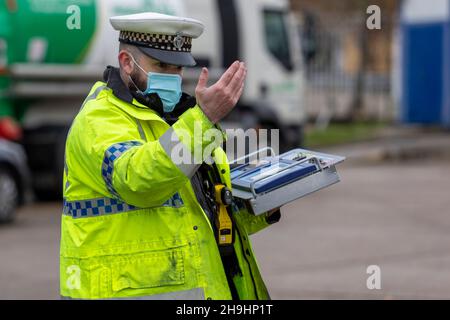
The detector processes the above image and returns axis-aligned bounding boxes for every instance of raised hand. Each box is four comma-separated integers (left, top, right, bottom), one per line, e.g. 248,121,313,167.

195,61,247,124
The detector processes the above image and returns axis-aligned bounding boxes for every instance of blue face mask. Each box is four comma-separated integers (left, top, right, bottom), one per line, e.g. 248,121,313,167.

130,55,182,113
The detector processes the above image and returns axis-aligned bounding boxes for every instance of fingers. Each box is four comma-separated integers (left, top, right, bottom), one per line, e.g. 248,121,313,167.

232,82,245,104
196,67,209,92
227,62,247,93
218,61,240,87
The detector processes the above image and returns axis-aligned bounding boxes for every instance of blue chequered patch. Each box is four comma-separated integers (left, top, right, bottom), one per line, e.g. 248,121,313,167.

162,192,184,208
63,197,138,218
102,141,143,199
63,193,184,219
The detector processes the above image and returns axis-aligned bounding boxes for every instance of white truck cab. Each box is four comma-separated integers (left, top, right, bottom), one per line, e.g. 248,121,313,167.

4,0,304,197
184,0,305,149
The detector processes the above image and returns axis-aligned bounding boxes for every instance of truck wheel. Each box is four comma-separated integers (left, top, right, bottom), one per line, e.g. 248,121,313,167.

0,167,19,223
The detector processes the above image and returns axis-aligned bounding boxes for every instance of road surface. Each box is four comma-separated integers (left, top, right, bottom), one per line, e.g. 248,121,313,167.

1,159,450,299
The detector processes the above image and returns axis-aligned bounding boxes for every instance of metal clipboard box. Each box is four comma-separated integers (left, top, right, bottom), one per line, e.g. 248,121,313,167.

230,148,345,215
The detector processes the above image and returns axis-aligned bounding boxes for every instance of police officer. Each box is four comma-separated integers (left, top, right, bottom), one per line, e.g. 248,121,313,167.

60,12,280,300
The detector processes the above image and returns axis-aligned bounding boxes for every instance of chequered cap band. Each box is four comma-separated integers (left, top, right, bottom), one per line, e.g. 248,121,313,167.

119,31,193,52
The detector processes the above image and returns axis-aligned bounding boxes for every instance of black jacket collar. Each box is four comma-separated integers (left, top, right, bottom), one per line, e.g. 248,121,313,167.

103,66,197,124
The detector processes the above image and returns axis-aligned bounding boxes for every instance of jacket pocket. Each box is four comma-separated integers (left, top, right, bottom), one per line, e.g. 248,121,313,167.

109,248,185,295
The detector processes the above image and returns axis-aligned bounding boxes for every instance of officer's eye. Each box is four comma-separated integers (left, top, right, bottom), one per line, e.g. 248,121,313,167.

158,62,169,68
156,62,182,71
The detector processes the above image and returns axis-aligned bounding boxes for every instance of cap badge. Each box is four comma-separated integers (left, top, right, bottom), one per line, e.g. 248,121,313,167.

173,33,185,50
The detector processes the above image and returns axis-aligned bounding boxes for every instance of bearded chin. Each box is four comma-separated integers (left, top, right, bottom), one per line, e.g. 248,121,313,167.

128,70,147,93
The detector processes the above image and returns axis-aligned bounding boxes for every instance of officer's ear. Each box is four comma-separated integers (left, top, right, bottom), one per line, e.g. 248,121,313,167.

118,50,134,76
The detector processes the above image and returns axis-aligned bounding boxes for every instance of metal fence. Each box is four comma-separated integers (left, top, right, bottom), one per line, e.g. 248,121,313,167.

299,12,396,126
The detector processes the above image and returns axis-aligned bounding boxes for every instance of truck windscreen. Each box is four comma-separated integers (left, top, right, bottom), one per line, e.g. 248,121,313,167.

263,9,293,71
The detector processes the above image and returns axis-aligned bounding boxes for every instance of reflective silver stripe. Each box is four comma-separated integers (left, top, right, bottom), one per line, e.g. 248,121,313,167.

116,288,205,300
63,86,106,192
159,127,200,178
61,288,205,300
64,157,70,191
136,119,147,141
80,85,107,110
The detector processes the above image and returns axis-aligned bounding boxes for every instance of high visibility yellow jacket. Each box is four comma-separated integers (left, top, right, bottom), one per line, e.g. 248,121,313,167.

60,69,277,300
